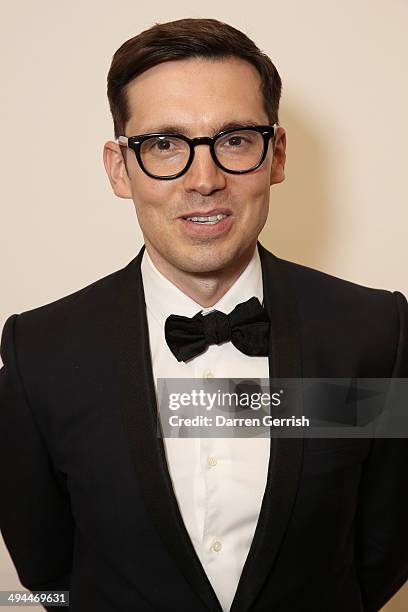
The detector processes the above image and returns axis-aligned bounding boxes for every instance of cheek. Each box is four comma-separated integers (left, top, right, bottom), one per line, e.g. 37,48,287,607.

128,160,174,200
131,179,167,204
236,171,271,211
134,203,166,236
130,178,176,225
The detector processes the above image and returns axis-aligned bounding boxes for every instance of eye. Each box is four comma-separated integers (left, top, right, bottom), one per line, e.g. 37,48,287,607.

143,136,186,156
227,136,245,147
155,139,172,151
147,137,176,152
216,131,255,150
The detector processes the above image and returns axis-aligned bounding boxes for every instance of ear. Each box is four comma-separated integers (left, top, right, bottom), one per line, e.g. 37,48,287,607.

103,141,133,199
269,127,286,185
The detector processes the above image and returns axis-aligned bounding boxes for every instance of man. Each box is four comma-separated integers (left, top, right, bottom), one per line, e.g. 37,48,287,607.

1,17,407,612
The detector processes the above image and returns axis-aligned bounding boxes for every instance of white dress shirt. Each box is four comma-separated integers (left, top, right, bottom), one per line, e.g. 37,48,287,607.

141,245,270,612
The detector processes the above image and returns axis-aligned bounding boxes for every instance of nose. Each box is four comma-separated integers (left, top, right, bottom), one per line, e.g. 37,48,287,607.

182,143,227,195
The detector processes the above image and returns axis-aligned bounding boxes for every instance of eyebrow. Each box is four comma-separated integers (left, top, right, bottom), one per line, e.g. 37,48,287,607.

133,120,264,136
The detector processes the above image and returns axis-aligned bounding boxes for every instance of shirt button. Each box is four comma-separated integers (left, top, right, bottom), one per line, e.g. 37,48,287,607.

212,540,222,552
207,455,218,467
204,370,214,379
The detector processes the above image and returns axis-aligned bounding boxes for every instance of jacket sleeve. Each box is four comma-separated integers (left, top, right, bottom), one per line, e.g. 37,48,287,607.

355,290,408,611
0,314,74,611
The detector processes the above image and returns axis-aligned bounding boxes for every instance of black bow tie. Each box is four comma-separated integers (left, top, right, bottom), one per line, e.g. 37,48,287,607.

164,296,270,362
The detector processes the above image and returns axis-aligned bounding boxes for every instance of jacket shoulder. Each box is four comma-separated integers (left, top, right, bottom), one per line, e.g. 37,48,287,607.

0,264,127,367
275,254,405,330
20,266,123,319
277,256,393,298
273,255,407,376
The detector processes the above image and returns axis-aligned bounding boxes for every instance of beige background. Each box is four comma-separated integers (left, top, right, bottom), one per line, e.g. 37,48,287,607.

1,1,407,609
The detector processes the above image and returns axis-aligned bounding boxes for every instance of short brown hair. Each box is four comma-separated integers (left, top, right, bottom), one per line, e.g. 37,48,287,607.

107,18,282,138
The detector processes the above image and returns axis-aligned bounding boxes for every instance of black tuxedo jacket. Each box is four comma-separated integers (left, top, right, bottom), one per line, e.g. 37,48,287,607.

1,242,408,612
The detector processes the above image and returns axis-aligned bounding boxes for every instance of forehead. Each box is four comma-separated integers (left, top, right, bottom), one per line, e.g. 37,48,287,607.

124,57,267,135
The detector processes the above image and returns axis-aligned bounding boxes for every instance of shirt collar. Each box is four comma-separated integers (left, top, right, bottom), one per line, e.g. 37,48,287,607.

141,244,263,327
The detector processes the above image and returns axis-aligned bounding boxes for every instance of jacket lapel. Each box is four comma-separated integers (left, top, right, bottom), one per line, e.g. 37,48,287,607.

114,242,304,612
229,242,304,612
115,244,222,611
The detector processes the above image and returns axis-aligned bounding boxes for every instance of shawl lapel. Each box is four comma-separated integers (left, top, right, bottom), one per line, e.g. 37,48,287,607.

114,241,304,612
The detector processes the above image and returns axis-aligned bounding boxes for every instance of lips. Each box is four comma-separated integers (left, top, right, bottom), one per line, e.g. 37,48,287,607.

178,212,233,237
179,208,232,219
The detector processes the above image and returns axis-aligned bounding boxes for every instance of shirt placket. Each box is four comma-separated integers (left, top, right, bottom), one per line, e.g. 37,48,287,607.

194,347,231,598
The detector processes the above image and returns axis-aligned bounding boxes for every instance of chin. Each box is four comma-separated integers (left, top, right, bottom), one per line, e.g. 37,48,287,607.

175,250,237,275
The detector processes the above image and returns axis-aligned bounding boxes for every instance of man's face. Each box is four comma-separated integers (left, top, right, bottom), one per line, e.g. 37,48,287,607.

104,57,286,279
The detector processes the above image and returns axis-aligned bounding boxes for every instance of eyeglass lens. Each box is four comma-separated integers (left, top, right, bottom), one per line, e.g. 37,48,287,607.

139,129,265,177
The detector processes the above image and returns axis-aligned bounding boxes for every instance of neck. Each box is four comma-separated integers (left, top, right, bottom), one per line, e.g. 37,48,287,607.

145,244,257,308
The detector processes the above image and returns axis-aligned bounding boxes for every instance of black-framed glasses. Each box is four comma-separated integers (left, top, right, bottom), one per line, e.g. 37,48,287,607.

117,124,278,180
